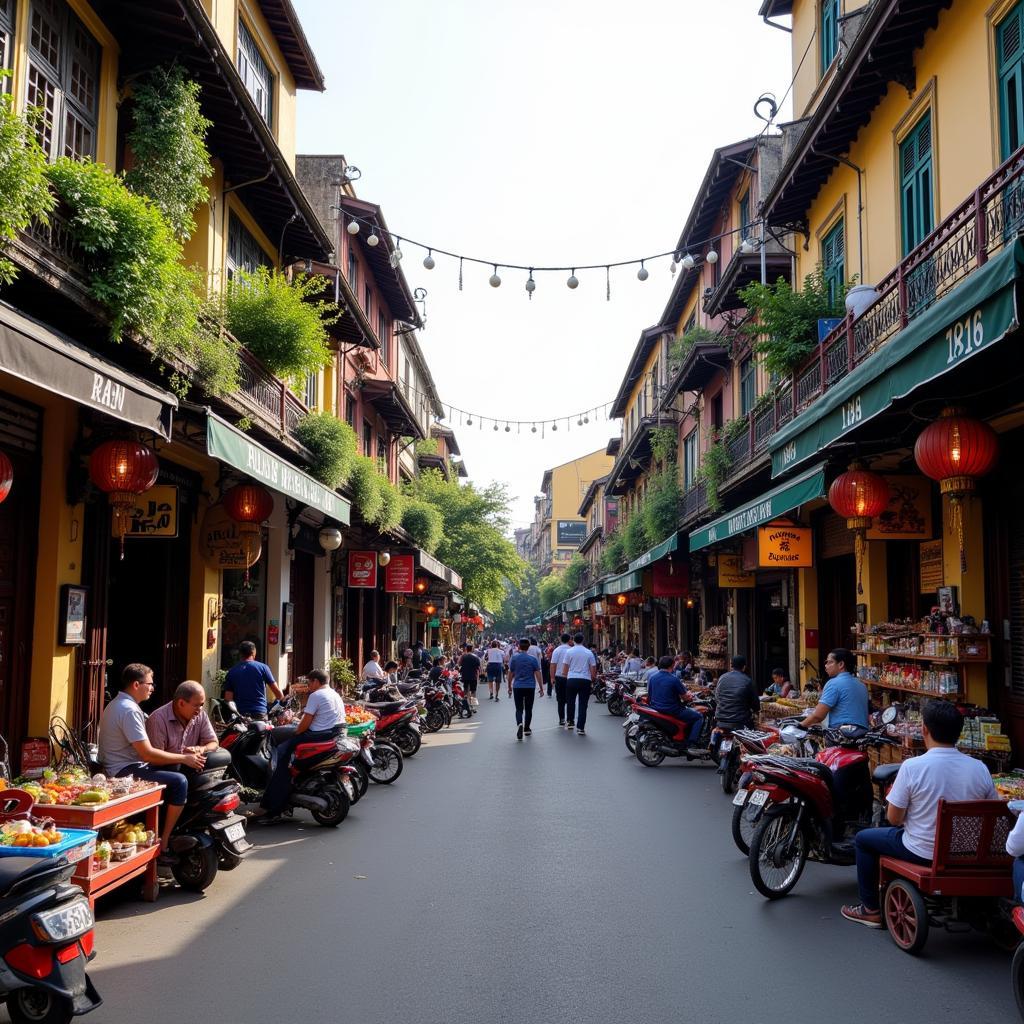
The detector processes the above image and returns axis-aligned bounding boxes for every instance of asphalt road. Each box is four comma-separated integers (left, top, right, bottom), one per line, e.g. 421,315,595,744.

44,694,1017,1024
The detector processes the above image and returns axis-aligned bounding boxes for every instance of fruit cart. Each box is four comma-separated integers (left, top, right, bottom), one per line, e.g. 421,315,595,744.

44,786,165,907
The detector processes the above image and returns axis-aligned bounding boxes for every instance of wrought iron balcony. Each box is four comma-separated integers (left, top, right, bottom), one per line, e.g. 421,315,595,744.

784,148,1024,416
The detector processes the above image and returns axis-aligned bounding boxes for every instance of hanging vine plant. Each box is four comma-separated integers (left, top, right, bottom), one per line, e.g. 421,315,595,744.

648,426,678,466
697,429,733,513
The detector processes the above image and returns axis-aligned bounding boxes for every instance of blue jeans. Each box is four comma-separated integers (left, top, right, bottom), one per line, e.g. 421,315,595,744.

1013,856,1024,904
565,679,591,729
118,764,188,806
261,728,340,814
657,706,703,745
854,826,930,910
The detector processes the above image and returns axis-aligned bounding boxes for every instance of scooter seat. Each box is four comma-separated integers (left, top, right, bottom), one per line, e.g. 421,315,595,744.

294,739,338,758
872,763,900,786
363,700,406,714
0,856,59,897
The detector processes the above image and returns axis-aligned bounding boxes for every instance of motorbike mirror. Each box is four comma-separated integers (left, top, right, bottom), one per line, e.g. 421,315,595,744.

880,705,898,725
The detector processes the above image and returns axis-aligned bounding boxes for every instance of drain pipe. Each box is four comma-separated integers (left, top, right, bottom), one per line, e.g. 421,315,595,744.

761,7,792,32
810,145,865,283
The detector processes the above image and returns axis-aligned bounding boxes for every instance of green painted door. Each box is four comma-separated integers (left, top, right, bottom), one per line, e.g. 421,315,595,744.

999,2,1024,160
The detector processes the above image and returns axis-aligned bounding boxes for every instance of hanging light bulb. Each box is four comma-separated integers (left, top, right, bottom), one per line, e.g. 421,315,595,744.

489,266,502,288
526,271,536,296
577,417,583,427
567,271,579,289
388,240,403,267
740,236,755,255
531,424,537,433
504,423,511,433
423,250,435,270
706,248,719,264
466,416,473,426
637,261,649,282
681,253,695,270
346,219,360,235
583,414,590,424
493,423,499,431
367,230,380,247
551,422,558,432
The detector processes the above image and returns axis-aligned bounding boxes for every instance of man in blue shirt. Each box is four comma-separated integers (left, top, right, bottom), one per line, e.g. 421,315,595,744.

799,647,869,729
224,641,283,720
506,638,543,740
647,655,703,747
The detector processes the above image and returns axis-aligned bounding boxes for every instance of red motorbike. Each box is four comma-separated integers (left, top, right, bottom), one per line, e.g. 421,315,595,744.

739,722,900,898
632,695,717,767
364,702,422,758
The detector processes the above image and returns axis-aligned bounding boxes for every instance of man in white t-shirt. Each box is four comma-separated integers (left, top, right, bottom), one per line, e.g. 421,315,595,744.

255,669,346,820
362,650,386,683
484,640,506,701
549,632,574,726
563,633,598,735
842,700,996,927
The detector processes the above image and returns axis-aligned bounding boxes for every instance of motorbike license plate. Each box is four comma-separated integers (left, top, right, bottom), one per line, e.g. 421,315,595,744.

719,739,733,752
749,789,769,807
224,822,246,843
732,789,748,807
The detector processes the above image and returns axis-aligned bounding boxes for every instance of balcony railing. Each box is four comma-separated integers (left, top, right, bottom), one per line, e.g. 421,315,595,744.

786,148,1024,416
679,480,707,523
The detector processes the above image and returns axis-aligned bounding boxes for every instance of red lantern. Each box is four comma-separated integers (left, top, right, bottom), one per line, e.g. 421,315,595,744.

914,407,998,571
0,450,13,504
828,462,890,595
89,440,159,558
222,483,275,525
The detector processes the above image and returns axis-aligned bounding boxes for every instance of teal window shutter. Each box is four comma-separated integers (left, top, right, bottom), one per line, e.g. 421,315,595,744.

821,0,839,73
739,357,756,416
998,3,1024,160
822,218,845,306
739,192,751,240
900,114,934,256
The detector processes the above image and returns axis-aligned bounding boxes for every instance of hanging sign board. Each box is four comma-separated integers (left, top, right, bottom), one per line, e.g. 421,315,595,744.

112,485,178,538
385,555,415,593
919,539,944,592
348,551,378,589
757,522,813,568
718,554,755,588
652,559,688,597
866,475,933,540
199,503,260,570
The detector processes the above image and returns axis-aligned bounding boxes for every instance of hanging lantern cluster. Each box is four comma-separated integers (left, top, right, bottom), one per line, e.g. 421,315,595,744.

222,482,274,581
914,407,998,571
89,440,159,559
828,461,890,595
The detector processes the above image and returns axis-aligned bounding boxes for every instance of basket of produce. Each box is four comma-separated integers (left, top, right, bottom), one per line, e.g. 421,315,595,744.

345,708,376,736
0,821,96,860
109,841,136,862
111,821,155,847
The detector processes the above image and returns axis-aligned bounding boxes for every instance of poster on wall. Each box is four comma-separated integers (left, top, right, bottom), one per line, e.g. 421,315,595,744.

866,475,933,540
919,539,944,592
348,551,378,588
385,555,415,593
557,520,587,545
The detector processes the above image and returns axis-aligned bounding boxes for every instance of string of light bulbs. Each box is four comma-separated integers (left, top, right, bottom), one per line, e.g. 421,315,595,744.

343,214,768,299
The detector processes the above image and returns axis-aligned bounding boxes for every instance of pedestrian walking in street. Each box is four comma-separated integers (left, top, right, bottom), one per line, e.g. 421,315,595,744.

484,639,505,701
458,643,481,707
549,632,573,725
563,633,597,735
506,637,544,739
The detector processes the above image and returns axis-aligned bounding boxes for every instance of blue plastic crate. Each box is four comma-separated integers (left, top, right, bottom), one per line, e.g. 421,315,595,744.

0,827,97,862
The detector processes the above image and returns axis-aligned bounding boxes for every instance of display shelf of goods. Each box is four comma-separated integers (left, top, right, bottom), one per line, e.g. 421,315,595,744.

858,661,963,697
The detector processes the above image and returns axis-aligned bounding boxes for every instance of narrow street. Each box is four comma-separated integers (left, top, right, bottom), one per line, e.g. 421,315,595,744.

74,699,1012,1024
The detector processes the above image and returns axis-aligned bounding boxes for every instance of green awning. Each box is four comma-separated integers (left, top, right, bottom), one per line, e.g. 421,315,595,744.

628,531,680,572
583,583,603,602
605,568,644,594
564,594,584,612
689,463,826,552
542,604,563,620
770,239,1023,477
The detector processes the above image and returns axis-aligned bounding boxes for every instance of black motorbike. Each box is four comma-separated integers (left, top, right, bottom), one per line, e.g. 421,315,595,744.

168,748,252,891
0,846,102,1024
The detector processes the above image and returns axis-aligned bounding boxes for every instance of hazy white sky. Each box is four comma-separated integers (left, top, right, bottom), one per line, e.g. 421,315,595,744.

294,0,791,532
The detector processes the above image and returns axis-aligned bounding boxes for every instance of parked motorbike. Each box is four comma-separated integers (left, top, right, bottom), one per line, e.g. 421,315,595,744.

633,695,717,767
622,693,649,754
607,676,643,718
217,702,355,827
168,748,252,890
718,724,781,796
739,722,900,898
359,691,423,757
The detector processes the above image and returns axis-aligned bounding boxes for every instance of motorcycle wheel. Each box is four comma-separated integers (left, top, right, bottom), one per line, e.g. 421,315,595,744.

394,726,422,757
721,751,739,795
424,707,446,733
624,721,639,754
219,851,243,871
748,806,807,899
351,761,370,800
731,801,758,855
1012,938,1024,1019
369,741,404,784
635,731,665,767
311,784,350,828
607,696,624,717
172,845,219,892
7,987,75,1024
883,878,929,954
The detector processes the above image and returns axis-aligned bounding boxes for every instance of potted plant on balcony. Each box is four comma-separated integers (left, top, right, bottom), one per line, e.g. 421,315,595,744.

669,325,720,374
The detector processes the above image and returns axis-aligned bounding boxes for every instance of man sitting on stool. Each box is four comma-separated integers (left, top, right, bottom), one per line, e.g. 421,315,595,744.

647,655,703,751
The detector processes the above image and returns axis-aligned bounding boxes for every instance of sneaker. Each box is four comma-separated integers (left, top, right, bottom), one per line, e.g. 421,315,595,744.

577,728,586,736
488,694,493,700
841,904,882,928
523,728,532,735
517,723,524,740
558,720,565,726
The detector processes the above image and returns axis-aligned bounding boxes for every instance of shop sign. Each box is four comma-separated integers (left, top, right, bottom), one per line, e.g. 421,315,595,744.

718,554,754,588
557,520,587,545
652,558,688,597
385,554,415,593
348,550,378,589
605,499,619,534
20,738,50,775
919,538,944,592
866,475,933,540
111,485,178,538
757,522,813,567
199,503,261,570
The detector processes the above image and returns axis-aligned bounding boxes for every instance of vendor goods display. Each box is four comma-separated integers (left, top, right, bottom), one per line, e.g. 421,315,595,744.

5,769,157,807
696,625,727,672
992,773,1024,801
0,819,64,847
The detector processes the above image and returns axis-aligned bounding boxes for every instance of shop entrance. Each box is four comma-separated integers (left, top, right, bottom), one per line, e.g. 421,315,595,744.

756,587,789,688
289,549,315,680
817,554,856,674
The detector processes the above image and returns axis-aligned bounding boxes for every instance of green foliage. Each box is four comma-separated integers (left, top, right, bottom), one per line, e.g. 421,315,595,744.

697,431,733,513
223,266,338,379
649,426,678,466
738,266,847,378
124,66,212,240
538,573,570,611
404,469,524,611
400,498,444,552
0,80,55,284
669,324,718,369
562,553,588,595
622,511,650,561
189,310,241,396
414,437,439,457
293,411,358,489
494,564,540,635
349,456,384,523
328,656,358,699
373,479,404,533
641,468,680,546
723,416,749,442
601,530,626,574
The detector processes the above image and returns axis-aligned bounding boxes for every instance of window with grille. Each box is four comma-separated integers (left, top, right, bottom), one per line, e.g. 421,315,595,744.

26,0,100,160
378,311,388,367
821,0,839,73
362,421,372,457
0,0,14,86
226,212,273,284
237,18,273,126
683,429,698,491
900,113,934,255
740,356,756,416
822,217,845,307
302,372,317,409
998,3,1024,160
345,395,355,426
